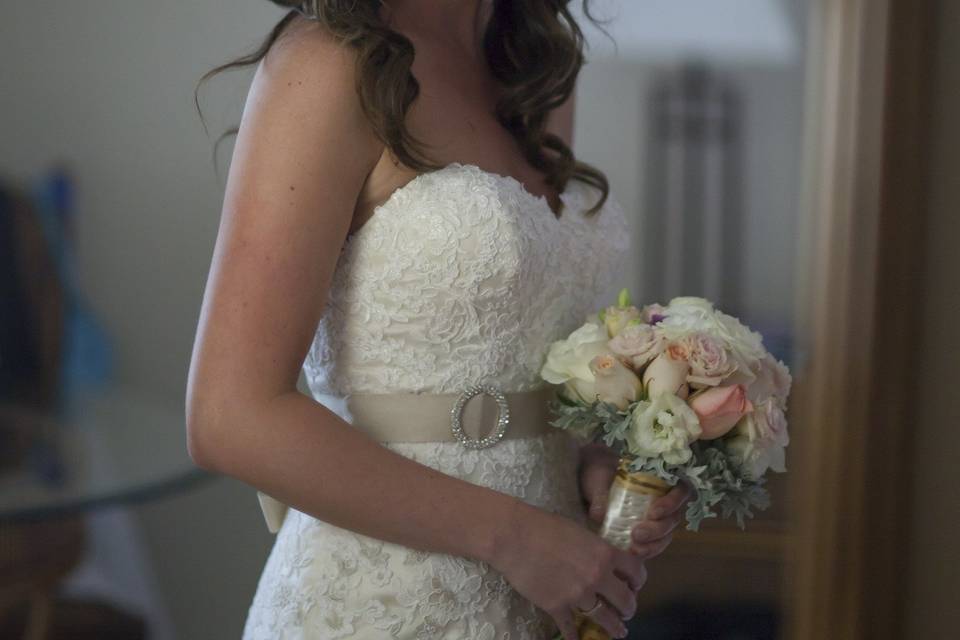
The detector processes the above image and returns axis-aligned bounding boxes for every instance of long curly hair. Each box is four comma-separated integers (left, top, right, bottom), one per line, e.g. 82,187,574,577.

196,0,613,218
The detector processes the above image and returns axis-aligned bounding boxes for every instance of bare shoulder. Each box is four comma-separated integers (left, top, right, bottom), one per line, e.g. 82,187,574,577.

246,17,373,133
260,16,358,89
228,13,384,221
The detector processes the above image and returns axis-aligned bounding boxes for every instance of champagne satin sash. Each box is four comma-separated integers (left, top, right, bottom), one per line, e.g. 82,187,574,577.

257,384,556,533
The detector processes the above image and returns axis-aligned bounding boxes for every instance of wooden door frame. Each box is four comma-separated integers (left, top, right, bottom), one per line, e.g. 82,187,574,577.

785,0,935,638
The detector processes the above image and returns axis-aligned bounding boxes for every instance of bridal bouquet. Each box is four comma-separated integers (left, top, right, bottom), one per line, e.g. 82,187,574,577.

540,290,792,546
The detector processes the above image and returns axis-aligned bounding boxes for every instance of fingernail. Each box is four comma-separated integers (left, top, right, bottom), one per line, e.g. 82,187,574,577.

632,525,650,541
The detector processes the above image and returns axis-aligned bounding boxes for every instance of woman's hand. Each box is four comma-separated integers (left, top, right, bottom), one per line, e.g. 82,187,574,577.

489,498,647,640
578,442,694,559
629,481,692,558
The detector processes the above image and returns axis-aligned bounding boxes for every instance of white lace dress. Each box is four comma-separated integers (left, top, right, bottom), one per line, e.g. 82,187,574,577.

242,162,631,639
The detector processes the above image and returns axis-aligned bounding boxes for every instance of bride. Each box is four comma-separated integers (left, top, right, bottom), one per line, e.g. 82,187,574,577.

187,1,692,638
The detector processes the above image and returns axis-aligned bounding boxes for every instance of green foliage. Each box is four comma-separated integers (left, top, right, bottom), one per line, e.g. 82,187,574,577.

546,397,604,441
679,443,771,531
546,392,771,532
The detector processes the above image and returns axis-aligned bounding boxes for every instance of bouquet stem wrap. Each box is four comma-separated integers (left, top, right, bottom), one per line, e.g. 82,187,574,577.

574,459,670,640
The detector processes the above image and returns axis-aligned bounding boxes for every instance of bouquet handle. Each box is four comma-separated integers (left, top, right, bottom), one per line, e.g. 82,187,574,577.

571,460,671,640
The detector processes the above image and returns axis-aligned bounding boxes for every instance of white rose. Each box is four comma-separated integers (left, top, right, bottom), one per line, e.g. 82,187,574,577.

584,311,604,327
667,296,715,312
625,394,702,464
726,398,789,479
540,322,613,404
745,353,792,405
658,307,766,380
608,323,666,370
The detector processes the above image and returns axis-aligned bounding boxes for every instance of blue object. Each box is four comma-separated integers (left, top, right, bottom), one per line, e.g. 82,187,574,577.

31,168,114,410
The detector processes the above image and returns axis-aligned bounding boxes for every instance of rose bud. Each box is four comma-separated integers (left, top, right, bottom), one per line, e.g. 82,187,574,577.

689,384,753,439
589,354,643,410
642,351,690,398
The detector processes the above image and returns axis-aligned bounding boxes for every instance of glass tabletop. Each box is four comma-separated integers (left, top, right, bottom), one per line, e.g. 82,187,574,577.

0,384,209,522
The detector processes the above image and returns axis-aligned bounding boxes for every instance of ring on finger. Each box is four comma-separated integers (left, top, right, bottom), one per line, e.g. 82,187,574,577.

575,595,604,617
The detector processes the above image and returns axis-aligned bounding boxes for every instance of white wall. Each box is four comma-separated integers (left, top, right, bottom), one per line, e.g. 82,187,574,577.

1,3,288,638
575,60,805,338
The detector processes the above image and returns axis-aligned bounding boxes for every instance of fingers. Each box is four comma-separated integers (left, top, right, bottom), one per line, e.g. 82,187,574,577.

632,512,680,544
584,598,629,638
630,533,673,560
595,569,637,621
647,481,694,520
630,509,681,559
569,545,643,638
579,442,620,465
550,608,579,640
579,452,618,524
610,548,648,592
580,464,616,523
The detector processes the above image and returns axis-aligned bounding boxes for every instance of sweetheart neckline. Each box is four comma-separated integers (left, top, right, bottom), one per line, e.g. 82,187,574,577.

342,162,585,250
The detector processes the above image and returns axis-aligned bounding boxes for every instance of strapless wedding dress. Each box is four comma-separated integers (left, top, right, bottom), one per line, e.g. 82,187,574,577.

242,162,631,639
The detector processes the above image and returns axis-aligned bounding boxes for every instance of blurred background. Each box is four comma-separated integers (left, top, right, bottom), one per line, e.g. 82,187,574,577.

0,0,955,638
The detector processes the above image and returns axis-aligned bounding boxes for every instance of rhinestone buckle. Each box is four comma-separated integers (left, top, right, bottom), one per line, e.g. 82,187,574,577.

450,383,510,449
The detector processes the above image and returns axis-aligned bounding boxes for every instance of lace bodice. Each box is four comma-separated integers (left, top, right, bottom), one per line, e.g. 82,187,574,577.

244,162,633,640
303,162,631,397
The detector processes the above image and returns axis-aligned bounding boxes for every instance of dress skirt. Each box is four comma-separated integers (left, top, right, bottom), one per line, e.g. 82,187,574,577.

242,432,587,640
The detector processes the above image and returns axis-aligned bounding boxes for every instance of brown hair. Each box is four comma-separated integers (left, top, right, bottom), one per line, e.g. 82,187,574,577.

196,0,613,217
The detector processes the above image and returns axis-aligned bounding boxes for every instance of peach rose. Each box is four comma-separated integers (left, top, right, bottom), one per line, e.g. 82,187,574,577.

589,354,643,410
689,384,753,439
642,351,690,398
665,341,690,361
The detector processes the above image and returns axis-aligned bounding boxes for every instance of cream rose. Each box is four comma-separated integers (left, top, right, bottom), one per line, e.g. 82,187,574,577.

667,296,715,312
681,332,735,388
540,322,613,404
589,354,643,410
608,323,666,370
642,350,690,398
726,398,789,479
745,353,793,404
625,394,703,464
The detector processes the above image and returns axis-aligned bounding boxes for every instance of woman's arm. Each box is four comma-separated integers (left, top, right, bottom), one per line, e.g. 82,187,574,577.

186,18,508,565
186,20,645,640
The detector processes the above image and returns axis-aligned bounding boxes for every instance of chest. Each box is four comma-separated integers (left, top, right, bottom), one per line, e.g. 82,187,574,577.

350,45,565,234
334,164,626,322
